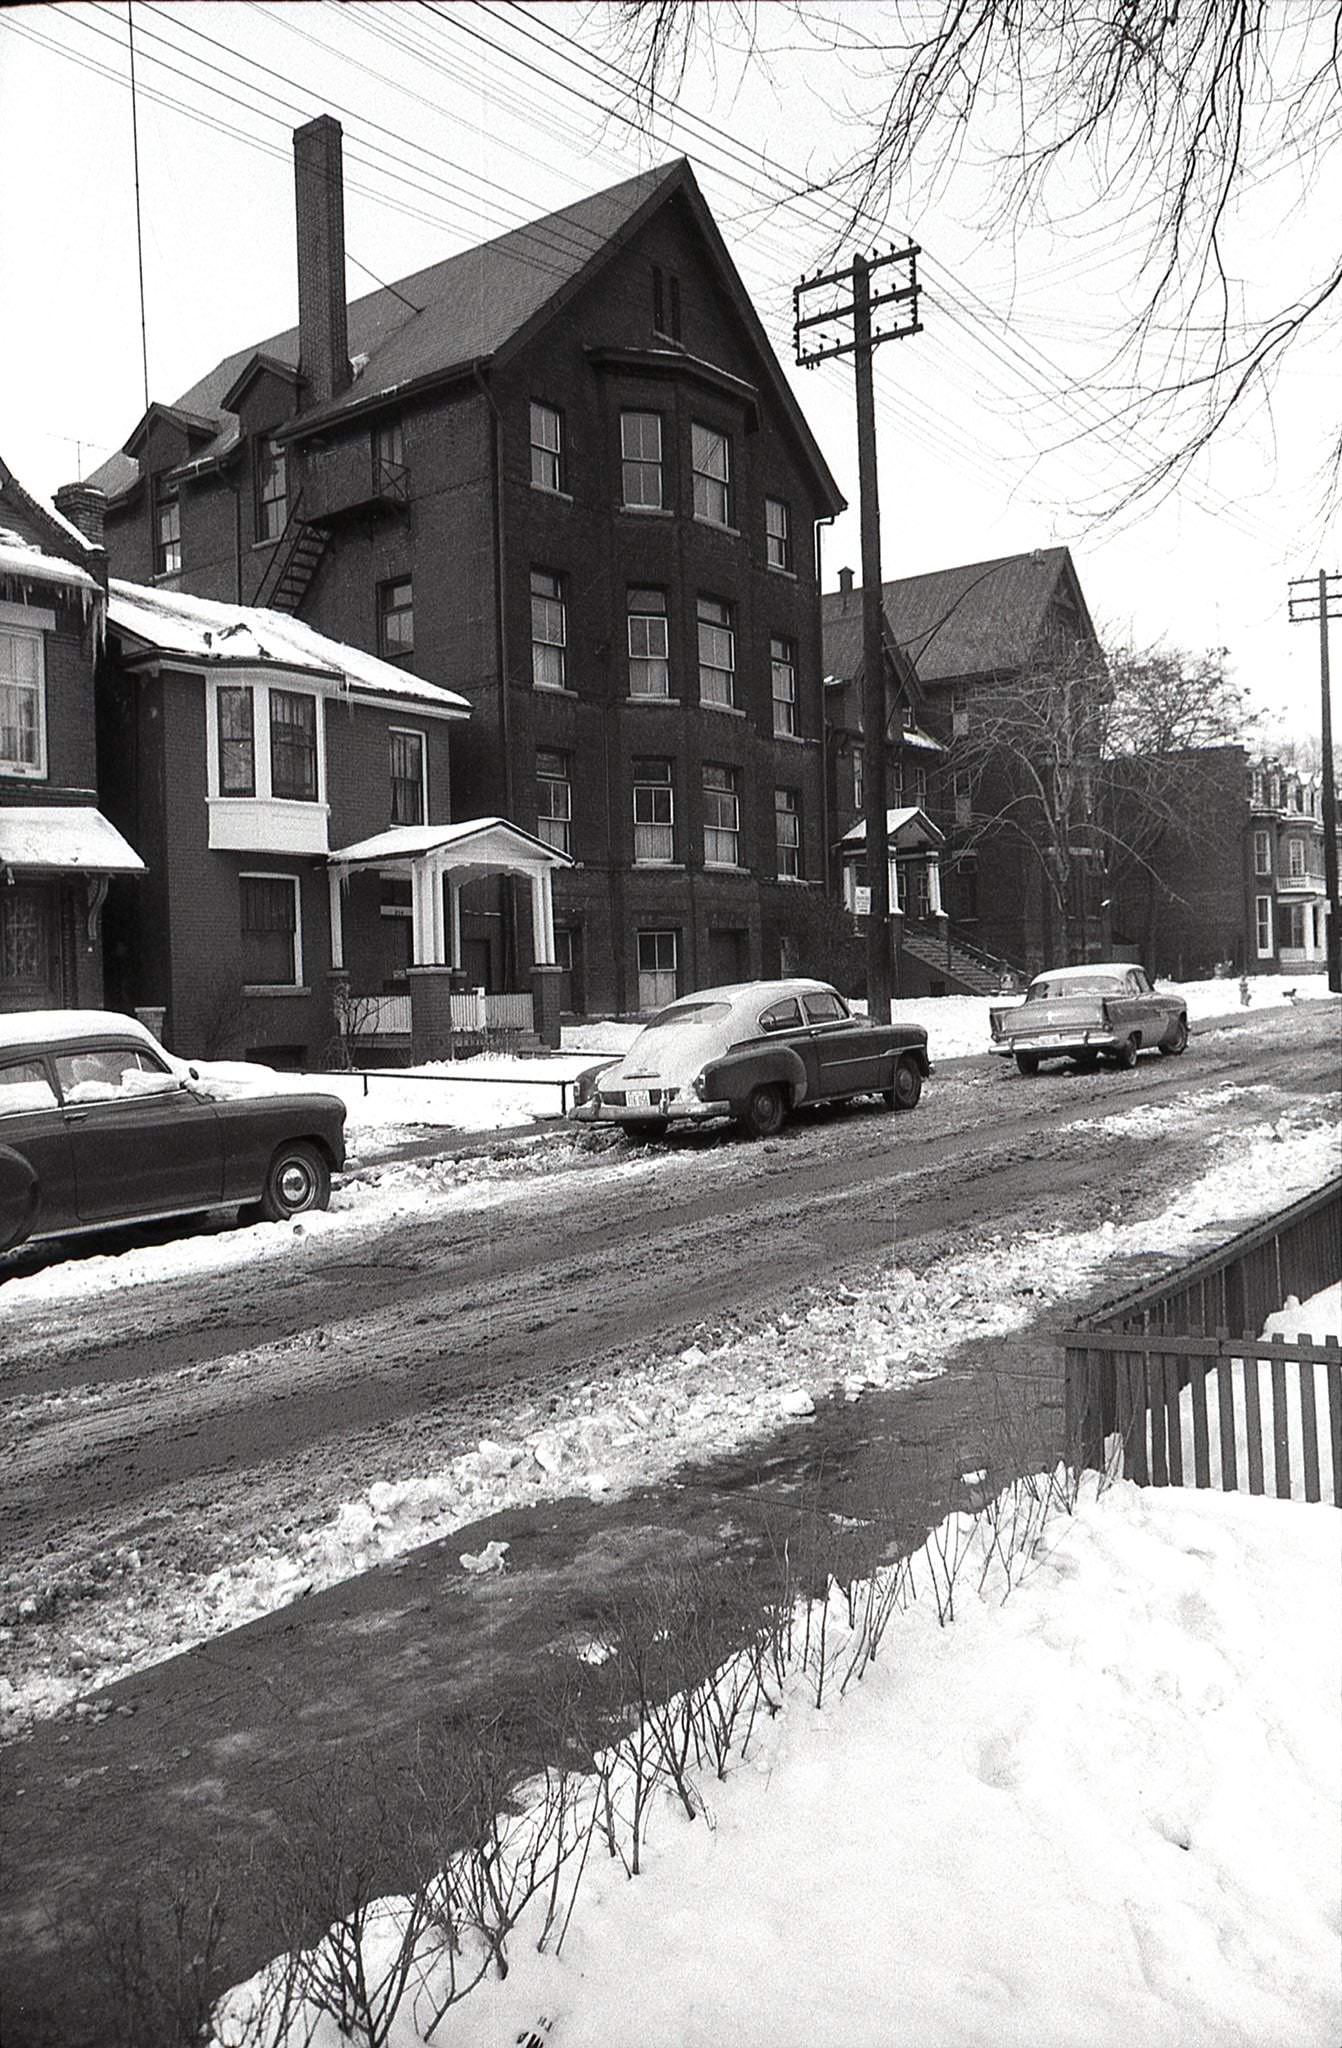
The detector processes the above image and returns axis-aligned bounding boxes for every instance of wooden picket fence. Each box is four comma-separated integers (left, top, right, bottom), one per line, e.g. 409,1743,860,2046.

1064,1176,1342,1506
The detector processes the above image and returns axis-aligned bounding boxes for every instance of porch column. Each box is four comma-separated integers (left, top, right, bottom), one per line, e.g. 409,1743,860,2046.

448,878,463,972
530,866,556,966
327,866,346,970
927,855,943,917
411,862,448,966
888,854,902,914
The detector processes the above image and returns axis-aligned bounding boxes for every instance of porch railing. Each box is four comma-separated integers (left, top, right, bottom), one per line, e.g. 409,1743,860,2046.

347,992,535,1039
1064,1176,1342,1506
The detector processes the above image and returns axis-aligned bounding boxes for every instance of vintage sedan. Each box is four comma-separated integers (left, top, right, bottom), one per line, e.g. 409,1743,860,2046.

989,963,1189,1074
0,1010,346,1256
569,978,931,1138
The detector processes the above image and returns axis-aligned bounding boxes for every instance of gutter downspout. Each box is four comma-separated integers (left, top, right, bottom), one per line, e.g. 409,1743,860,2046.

815,512,836,903
473,361,517,987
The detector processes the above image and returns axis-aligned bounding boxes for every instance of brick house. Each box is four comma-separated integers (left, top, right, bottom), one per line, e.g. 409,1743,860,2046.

1109,746,1332,979
84,118,845,1021
0,458,144,1014
822,548,1104,983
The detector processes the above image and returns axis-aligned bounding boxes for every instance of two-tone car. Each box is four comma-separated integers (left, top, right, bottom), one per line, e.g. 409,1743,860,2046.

0,1010,346,1256
569,978,930,1139
989,963,1189,1075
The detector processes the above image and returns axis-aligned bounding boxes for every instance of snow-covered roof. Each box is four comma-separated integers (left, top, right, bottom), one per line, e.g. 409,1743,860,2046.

108,581,469,716
838,807,945,849
36,497,100,555
0,1008,161,1053
330,816,571,868
0,530,100,596
0,806,145,874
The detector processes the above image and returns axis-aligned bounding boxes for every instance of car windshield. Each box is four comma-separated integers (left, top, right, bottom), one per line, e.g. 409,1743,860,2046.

631,1001,733,1049
1028,974,1125,1001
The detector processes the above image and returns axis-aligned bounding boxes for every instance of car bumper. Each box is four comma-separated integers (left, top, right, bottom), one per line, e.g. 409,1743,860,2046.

990,1030,1122,1058
569,1097,732,1127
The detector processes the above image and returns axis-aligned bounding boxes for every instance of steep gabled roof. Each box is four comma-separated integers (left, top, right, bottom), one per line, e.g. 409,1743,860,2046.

822,547,1095,686
0,454,102,564
87,158,843,515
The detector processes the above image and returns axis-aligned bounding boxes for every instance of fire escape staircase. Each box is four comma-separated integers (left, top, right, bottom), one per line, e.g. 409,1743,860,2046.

899,918,1028,995
254,491,329,615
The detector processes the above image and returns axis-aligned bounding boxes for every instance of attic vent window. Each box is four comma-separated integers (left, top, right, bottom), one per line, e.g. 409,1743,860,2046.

652,265,682,341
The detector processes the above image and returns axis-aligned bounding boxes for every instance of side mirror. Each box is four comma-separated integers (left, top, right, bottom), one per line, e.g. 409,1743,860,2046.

188,1065,200,1081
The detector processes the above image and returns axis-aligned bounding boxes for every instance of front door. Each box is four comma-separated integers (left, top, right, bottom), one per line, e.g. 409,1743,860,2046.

0,884,59,1011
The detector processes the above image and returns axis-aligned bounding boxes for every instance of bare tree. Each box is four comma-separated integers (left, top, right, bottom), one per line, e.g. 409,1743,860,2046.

608,0,1342,507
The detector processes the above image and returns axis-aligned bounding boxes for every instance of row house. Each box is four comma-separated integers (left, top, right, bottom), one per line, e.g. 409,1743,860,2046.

821,547,1104,990
0,458,144,1013
1246,758,1331,972
85,119,845,1027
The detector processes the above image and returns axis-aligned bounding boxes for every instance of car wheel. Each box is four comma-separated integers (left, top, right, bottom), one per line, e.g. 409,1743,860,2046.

623,1120,663,1142
259,1141,330,1222
1015,1052,1040,1076
882,1055,923,1111
1159,1017,1189,1057
1112,1036,1139,1071
741,1084,786,1139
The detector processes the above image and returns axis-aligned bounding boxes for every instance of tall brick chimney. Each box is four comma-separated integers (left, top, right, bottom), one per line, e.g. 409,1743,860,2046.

52,483,108,552
293,114,351,408
838,565,855,606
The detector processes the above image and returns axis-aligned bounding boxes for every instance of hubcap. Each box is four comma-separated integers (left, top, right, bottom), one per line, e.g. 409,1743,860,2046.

277,1160,314,1207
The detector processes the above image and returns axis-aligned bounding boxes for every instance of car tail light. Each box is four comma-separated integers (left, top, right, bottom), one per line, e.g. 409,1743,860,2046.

989,1008,1005,1038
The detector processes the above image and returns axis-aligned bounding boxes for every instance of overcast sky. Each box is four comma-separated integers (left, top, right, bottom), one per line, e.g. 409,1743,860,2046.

2,1,1337,741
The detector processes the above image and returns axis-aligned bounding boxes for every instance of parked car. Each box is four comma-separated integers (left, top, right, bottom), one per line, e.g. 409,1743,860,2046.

569,978,931,1139
989,964,1189,1074
0,1010,346,1256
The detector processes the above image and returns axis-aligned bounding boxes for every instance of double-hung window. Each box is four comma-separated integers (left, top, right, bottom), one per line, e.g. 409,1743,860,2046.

628,588,670,697
765,498,792,571
637,929,678,1010
697,596,735,707
703,764,740,867
770,637,797,736
531,569,567,689
691,423,731,525
373,420,407,497
378,577,414,659
536,748,572,855
154,481,181,577
241,873,301,988
217,685,256,795
620,412,663,508
1252,828,1271,876
851,744,863,811
633,758,674,863
390,729,426,826
954,769,973,826
270,690,318,801
256,437,287,543
1254,894,1273,957
530,403,563,492
1287,836,1307,879
775,788,800,878
0,622,46,777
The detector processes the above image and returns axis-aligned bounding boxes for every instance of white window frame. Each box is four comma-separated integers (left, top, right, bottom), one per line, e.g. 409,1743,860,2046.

531,569,568,690
697,596,735,708
703,763,740,867
637,928,678,1010
0,605,50,779
530,403,563,493
256,437,288,543
852,743,863,811
633,758,674,863
765,497,792,571
1254,893,1273,958
389,726,428,827
770,636,797,736
1252,828,1271,876
775,787,800,878
620,412,663,509
628,590,670,697
205,672,330,854
240,870,304,992
536,747,572,855
1287,835,1307,879
691,422,731,526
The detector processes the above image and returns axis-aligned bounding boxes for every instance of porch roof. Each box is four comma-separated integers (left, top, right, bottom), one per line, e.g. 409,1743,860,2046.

0,805,146,875
328,816,573,874
838,806,945,852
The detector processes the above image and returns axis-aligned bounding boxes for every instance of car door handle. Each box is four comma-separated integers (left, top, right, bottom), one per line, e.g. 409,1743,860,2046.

63,1110,90,1124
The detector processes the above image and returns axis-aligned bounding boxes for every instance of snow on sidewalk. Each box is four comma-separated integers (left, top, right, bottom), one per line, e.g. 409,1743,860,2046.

219,1475,1342,2048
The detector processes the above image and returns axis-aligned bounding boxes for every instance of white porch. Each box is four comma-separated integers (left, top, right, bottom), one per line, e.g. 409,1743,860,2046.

838,806,946,918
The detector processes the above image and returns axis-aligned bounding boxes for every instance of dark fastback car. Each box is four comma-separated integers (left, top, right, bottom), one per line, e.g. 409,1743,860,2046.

569,978,930,1138
0,1010,346,1254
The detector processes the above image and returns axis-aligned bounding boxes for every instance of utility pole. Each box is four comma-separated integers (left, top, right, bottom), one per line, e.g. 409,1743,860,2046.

1288,571,1341,994
795,243,921,1020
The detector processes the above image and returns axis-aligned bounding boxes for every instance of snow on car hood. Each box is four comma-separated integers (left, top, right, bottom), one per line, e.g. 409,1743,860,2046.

604,1002,736,1092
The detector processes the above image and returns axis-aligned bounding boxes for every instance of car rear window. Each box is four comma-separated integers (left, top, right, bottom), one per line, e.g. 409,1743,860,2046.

637,1002,733,1041
1028,975,1125,1001
802,990,848,1023
0,1059,57,1116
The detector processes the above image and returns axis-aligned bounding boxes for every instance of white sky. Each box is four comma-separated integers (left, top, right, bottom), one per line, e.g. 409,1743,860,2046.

1,0,1337,741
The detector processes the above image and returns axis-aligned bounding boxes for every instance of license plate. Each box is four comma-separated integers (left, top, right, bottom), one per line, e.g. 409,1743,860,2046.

627,1089,652,1109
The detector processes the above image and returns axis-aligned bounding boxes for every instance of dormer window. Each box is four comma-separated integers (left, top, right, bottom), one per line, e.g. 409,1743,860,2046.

256,437,288,543
154,480,181,577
